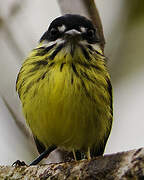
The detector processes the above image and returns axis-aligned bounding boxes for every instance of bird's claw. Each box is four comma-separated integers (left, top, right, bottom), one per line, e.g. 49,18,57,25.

12,160,27,167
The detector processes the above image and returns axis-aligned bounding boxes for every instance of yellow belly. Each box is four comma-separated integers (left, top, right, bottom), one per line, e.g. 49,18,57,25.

22,64,111,151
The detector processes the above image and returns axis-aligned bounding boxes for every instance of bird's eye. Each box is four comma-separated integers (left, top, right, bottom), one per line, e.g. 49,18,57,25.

50,28,59,36
87,29,95,38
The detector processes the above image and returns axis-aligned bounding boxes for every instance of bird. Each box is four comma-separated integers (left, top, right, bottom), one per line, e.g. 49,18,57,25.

16,14,113,165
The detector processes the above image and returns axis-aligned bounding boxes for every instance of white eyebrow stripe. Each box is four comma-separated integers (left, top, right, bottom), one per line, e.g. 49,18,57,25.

58,25,66,32
80,27,86,33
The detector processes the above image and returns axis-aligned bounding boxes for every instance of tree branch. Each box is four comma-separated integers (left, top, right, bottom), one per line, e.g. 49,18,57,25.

1,148,144,179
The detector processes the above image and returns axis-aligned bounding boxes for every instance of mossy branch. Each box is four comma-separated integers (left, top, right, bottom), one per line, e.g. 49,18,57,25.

1,148,144,179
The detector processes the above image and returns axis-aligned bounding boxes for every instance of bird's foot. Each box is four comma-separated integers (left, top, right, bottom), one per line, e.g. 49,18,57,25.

12,160,27,167
87,147,91,160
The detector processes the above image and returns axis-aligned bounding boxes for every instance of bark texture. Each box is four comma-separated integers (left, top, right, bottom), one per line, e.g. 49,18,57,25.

1,148,144,179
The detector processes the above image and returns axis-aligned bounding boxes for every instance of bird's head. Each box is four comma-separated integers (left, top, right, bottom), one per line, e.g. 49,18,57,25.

39,14,103,61
41,14,100,43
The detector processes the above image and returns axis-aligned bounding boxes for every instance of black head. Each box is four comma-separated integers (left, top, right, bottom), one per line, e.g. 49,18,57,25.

40,14,100,44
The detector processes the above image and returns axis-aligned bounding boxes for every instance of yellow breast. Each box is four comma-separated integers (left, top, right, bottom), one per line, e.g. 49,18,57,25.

16,47,112,152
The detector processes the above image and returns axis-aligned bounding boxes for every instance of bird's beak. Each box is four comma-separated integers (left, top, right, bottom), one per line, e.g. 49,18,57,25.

64,29,81,41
